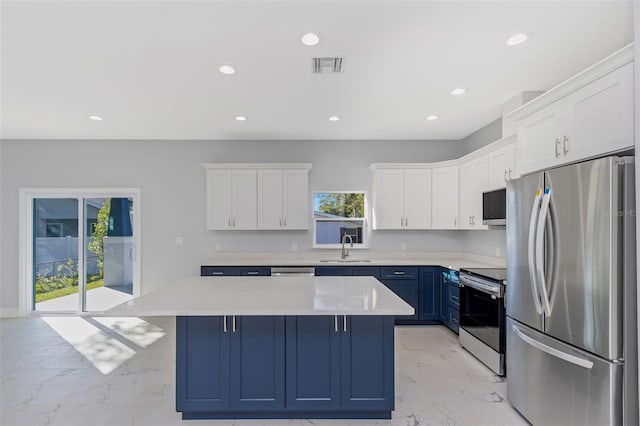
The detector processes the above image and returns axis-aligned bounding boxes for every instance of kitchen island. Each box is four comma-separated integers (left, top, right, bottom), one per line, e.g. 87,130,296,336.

108,275,413,420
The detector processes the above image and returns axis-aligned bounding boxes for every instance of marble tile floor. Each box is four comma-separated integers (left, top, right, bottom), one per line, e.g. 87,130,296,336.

0,316,528,426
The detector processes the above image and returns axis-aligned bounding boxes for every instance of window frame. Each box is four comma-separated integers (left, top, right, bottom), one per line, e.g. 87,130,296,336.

312,190,369,249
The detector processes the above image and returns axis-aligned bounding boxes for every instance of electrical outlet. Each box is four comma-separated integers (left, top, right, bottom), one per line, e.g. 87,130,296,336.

400,242,407,251
174,236,184,246
291,242,298,251
215,243,222,251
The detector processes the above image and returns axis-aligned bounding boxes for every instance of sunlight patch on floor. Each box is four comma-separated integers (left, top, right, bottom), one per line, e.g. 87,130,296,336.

41,316,136,374
93,317,165,348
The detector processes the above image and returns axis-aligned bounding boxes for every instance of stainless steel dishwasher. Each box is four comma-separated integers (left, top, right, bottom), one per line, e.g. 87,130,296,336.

270,266,316,277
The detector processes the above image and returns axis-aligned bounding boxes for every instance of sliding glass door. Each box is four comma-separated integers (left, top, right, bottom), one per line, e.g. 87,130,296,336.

32,194,137,313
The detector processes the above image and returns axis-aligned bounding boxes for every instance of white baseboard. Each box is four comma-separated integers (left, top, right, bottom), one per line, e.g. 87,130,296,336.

0,308,21,318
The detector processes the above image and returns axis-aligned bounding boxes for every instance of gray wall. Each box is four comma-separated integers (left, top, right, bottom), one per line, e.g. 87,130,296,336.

2,138,483,312
461,118,502,155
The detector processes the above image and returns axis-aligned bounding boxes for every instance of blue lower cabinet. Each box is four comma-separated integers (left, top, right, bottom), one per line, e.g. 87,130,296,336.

176,316,231,412
285,316,341,410
381,279,419,321
340,316,394,411
176,316,285,414
350,266,381,279
419,268,440,321
230,316,285,411
177,315,394,419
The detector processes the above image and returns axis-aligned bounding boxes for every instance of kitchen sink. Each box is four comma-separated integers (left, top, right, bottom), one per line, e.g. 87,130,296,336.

319,259,372,263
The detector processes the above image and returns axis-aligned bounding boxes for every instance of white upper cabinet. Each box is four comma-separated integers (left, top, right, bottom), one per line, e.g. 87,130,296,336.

204,164,311,231
257,169,284,229
372,168,431,230
282,169,309,229
258,169,309,230
404,169,432,229
431,165,459,229
487,137,518,190
458,155,488,230
510,45,634,175
206,169,257,230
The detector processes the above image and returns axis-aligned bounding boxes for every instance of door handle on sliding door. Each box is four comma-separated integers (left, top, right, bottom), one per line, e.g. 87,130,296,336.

528,189,543,315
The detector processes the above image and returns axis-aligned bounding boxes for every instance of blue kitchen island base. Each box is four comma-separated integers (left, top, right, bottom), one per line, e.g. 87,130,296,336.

176,315,395,420
182,411,391,420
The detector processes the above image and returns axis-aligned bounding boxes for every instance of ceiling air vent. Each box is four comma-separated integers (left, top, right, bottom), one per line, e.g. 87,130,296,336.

313,57,343,74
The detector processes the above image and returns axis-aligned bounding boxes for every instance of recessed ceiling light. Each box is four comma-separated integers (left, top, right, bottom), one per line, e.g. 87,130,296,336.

426,115,439,121
506,32,529,46
328,116,340,122
301,32,320,46
234,116,247,121
219,65,236,75
450,88,467,96
88,115,103,121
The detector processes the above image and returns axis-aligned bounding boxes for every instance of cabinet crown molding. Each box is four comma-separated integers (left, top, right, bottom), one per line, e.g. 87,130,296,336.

506,42,634,122
203,163,312,171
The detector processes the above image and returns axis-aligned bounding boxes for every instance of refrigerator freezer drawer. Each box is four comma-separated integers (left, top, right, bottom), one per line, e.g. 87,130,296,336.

507,318,622,426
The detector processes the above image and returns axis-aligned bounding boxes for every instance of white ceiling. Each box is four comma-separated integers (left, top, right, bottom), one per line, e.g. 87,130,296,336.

1,1,634,140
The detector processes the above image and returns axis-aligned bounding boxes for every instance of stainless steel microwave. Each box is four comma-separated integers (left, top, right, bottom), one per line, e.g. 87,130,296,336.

482,188,506,225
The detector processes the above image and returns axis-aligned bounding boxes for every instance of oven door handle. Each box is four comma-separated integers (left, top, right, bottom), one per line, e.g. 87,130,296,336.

460,275,502,298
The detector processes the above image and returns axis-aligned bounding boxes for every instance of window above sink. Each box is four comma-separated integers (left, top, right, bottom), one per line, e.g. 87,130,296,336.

313,191,368,249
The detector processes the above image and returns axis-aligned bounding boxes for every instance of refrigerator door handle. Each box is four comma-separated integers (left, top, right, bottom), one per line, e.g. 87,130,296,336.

528,189,544,315
535,188,553,316
512,324,594,369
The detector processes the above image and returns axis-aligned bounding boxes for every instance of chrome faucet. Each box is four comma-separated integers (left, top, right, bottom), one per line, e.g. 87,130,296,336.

341,234,353,260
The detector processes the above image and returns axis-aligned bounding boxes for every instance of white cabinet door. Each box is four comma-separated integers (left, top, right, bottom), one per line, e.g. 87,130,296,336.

458,162,474,230
373,169,405,229
404,169,432,229
206,169,232,230
432,166,459,229
564,62,634,162
283,169,309,230
518,105,565,175
231,169,257,230
257,169,283,230
488,144,517,190
469,155,488,230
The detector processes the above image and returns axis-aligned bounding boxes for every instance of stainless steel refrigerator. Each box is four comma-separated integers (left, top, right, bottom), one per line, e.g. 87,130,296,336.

506,156,637,425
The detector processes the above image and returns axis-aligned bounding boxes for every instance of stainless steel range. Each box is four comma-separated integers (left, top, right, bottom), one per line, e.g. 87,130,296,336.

458,267,507,376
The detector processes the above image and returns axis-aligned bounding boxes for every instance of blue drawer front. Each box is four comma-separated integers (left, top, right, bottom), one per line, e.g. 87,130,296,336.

201,266,240,276
447,284,460,308
380,267,419,280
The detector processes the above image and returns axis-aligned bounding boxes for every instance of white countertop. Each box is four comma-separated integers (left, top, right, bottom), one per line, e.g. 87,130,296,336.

201,251,505,271
107,276,415,317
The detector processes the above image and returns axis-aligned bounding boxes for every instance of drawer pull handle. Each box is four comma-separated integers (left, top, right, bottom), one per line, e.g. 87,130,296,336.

452,318,459,324
212,272,224,276
452,295,459,301
393,271,406,275
247,271,259,275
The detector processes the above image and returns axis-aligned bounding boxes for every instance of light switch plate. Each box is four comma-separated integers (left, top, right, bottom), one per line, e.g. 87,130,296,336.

174,236,184,246
291,242,298,251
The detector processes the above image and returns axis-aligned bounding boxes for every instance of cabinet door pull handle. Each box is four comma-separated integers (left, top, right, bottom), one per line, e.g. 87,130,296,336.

452,317,459,325
555,138,561,158
232,316,236,333
454,217,457,227
228,218,231,227
223,316,228,333
232,218,235,227
401,217,404,227
452,295,459,301
405,218,408,227
334,315,339,332
508,169,513,179
283,218,286,227
504,170,508,182
563,135,569,155
343,315,347,332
